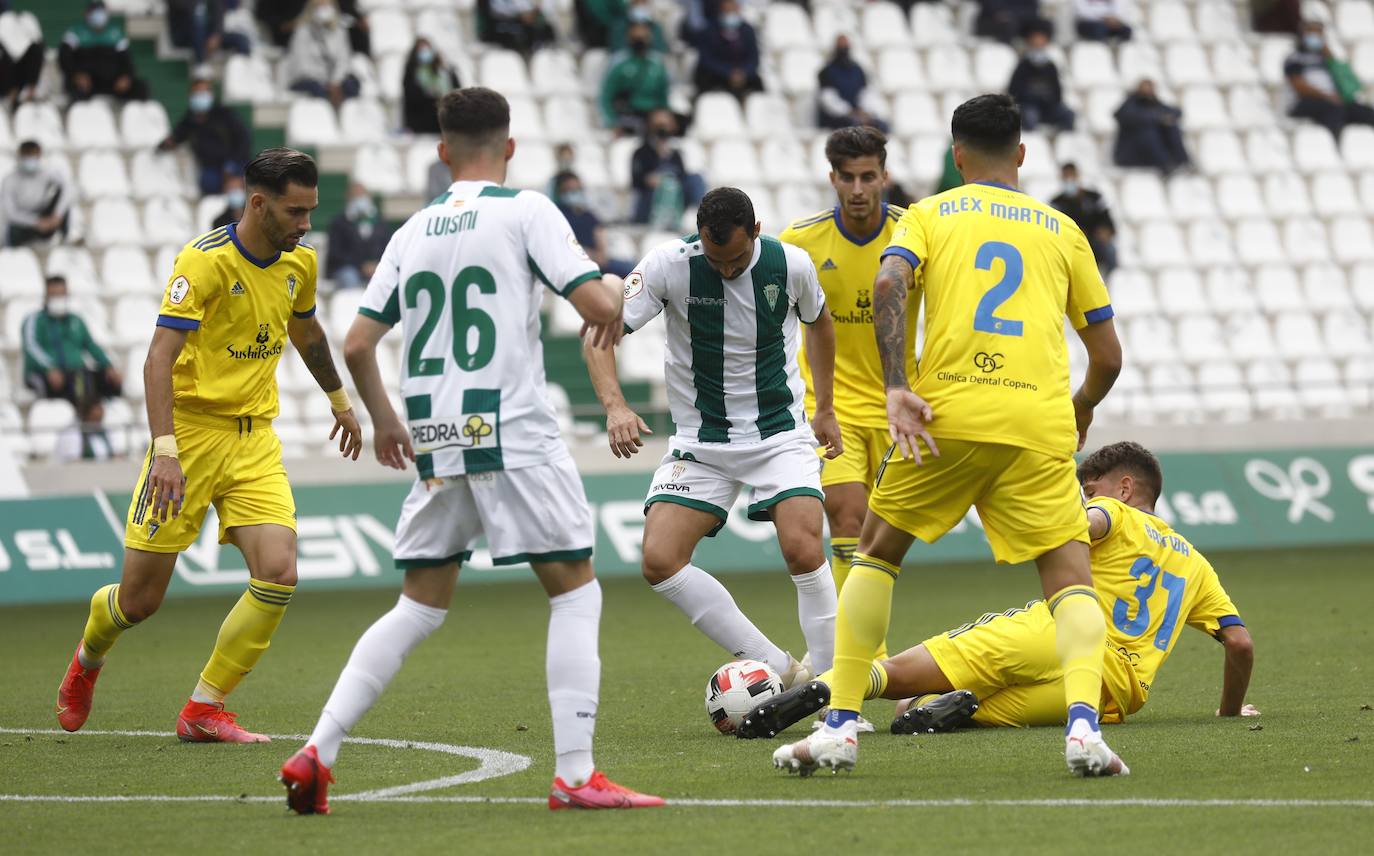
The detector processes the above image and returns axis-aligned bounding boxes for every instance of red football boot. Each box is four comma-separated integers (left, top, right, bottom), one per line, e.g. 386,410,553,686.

281,745,335,815
55,643,102,732
175,699,270,743
548,771,665,810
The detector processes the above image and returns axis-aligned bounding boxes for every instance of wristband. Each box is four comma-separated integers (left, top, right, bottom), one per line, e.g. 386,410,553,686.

152,434,178,459
326,387,352,412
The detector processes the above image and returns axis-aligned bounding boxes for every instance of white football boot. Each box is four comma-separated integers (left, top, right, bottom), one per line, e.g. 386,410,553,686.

773,722,858,776
1065,720,1130,777
778,654,813,691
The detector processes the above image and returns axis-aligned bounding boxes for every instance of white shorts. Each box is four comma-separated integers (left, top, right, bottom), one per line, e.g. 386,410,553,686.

644,427,823,536
393,457,594,568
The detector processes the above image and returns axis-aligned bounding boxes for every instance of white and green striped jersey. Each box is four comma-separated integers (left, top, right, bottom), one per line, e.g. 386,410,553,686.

623,233,825,444
358,180,600,477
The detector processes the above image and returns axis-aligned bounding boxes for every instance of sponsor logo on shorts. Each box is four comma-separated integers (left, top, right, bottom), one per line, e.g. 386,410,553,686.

651,483,690,493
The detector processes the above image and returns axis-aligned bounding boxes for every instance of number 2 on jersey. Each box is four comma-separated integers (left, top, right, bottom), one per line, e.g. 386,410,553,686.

972,240,1024,337
404,266,497,376
1112,557,1186,651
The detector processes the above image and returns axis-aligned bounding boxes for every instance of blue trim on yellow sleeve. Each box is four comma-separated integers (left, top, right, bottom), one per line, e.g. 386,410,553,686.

1084,305,1114,324
881,247,920,269
1087,502,1113,539
293,306,316,319
157,314,200,330
1217,615,1245,629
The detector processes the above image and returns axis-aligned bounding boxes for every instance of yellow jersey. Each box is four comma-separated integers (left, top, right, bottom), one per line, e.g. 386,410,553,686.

1088,497,1244,717
155,223,318,420
883,182,1112,460
780,204,917,428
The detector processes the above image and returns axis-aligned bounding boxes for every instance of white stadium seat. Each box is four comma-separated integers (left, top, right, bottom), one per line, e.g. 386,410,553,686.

1274,312,1325,360
66,100,119,150
1301,264,1354,312
1336,0,1374,38
479,50,529,95
1282,219,1333,265
27,398,76,456
14,101,66,150
1196,361,1253,420
506,95,544,141
76,150,130,199
1226,86,1273,130
1196,3,1243,43
1071,42,1118,90
1245,130,1293,173
763,3,813,50
877,47,922,96
0,246,43,298
1156,269,1204,317
1180,86,1227,130
102,245,157,295
1176,316,1229,363
811,3,857,45
1254,266,1304,313
1166,175,1218,222
142,197,193,247
1188,221,1235,266
224,54,278,104
759,138,809,187
1310,172,1361,216
1340,124,1374,170
707,140,761,185
1138,222,1186,269
406,139,441,193
119,101,171,149
1198,131,1246,175
694,92,747,141
910,2,958,47
1331,217,1374,264
1234,219,1285,267
1118,172,1169,223
544,97,594,140
1211,42,1260,86
530,49,581,97
1118,42,1163,85
354,143,405,194
286,98,339,147
1216,174,1264,219
1292,125,1340,174
1165,44,1211,87
778,48,822,96
129,149,189,200
2,296,40,348
1226,314,1277,361
1321,311,1374,358
368,9,414,56
506,141,553,190
1149,1,1195,42
339,98,390,144
45,246,98,296
87,198,143,249
861,1,911,49
924,45,974,93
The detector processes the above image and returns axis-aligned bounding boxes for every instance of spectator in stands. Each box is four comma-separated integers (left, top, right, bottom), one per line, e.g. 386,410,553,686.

609,0,668,53
402,38,460,135
327,183,390,290
599,22,671,134
255,0,306,48
1113,79,1191,173
1051,162,1117,275
1251,0,1300,34
2,141,74,247
631,109,705,226
1284,21,1374,140
553,171,633,278
0,4,44,107
479,0,556,57
817,35,888,132
693,0,763,102
59,1,148,102
286,0,360,106
575,0,617,48
1075,0,1131,42
1008,24,1074,132
55,397,117,463
975,0,1041,44
167,0,238,64
213,174,246,228
159,78,251,195
21,276,122,404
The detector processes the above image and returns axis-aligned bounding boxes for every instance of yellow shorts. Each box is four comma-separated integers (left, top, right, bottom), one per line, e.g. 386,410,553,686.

924,600,1122,727
124,412,296,553
868,437,1088,564
819,423,891,488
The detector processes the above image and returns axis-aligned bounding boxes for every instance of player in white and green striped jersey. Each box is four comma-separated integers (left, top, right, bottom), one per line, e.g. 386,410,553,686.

584,188,845,700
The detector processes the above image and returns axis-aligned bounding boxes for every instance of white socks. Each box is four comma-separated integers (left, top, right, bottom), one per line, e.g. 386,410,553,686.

791,563,837,675
547,579,602,787
307,594,446,768
651,564,790,675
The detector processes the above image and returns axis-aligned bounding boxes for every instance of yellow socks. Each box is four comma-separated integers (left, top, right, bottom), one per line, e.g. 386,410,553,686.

1048,584,1106,719
194,580,294,703
829,537,858,592
81,584,135,665
816,659,889,701
829,553,899,712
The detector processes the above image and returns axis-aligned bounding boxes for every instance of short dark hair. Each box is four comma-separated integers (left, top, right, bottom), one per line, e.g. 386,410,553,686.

18,139,40,155
552,170,580,194
696,187,755,244
1077,441,1164,504
825,126,887,170
951,93,1021,156
437,86,510,143
45,275,67,291
244,147,317,195
1061,161,1078,173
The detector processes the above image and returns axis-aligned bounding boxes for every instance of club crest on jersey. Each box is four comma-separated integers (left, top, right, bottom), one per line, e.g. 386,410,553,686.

255,323,270,344
671,461,687,480
567,232,590,261
856,289,871,309
286,274,297,297
230,281,245,296
763,282,781,311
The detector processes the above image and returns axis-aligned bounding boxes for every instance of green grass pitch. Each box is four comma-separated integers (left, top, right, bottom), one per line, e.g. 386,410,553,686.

3,546,1371,854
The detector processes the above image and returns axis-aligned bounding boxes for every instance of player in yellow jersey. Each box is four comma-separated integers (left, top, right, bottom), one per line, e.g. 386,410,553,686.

742,443,1258,738
55,149,363,743
773,94,1127,777
779,127,914,642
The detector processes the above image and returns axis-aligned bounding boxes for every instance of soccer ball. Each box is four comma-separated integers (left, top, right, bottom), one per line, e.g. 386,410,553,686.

704,659,784,735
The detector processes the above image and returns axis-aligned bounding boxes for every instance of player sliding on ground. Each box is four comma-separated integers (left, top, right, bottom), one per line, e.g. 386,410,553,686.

740,442,1258,738
280,88,661,813
584,187,843,694
56,149,363,743
772,93,1128,778
780,125,913,682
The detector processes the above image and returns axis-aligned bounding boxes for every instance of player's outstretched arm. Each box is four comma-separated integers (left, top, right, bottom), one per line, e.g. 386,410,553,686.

581,332,651,458
289,315,363,461
570,273,626,350
144,325,189,522
1072,318,1123,451
803,310,842,460
343,315,412,470
874,254,937,463
1216,625,1258,717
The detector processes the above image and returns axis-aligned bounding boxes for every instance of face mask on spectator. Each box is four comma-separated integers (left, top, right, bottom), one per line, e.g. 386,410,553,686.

348,196,376,221
1062,180,1079,195
1027,49,1049,65
47,297,70,318
1303,33,1324,52
226,187,246,208
652,126,673,141
87,8,109,29
189,91,214,113
315,5,338,27
721,13,742,29
416,46,435,64
628,7,652,23
19,156,40,174
562,189,588,209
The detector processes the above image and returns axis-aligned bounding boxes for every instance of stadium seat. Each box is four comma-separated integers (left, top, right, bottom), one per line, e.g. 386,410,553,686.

46,246,98,296
924,45,974,94
1053,132,1102,176
1321,311,1374,358
1310,171,1361,216
102,245,157,295
507,141,554,190
1070,42,1118,90
778,47,822,96
744,93,793,139
66,100,119,151
1118,172,1170,223
1301,264,1354,312
339,98,390,144
86,198,143,249
1196,361,1253,420
1339,124,1374,171
1354,40,1374,83
694,92,747,141
1337,0,1374,38
1295,358,1351,413
0,106,11,150
1165,44,1211,88
1234,219,1285,267
1216,174,1264,219
1331,217,1374,263
1254,265,1304,313
1018,130,1055,180
76,150,131,199
1248,361,1300,418
759,138,810,188
14,101,66,150
1244,130,1293,173
368,8,414,56
1180,86,1227,130
405,139,441,193
1118,42,1163,86
1156,269,1204,317
1227,314,1277,361
890,91,941,137
129,149,191,200
860,1,911,49
1291,125,1339,174
811,2,857,45
543,95,594,142
27,398,76,457
1125,315,1177,365
1,296,39,348
413,8,465,69
286,99,340,147
1209,42,1260,87
1108,269,1159,316
374,51,406,102
876,47,922,96
1281,218,1332,265
1149,1,1195,41
119,101,172,149
1165,174,1218,222
354,143,406,194
529,49,581,97
1138,222,1187,269
479,50,530,95
0,246,43,299
909,134,951,182
1176,316,1229,363
763,2,813,50
1260,171,1312,218
506,95,545,142
1257,36,1295,87
707,140,761,185
1197,131,1246,175
578,48,608,95
327,290,364,341
1188,220,1235,266
908,1,957,46
224,54,278,104
111,295,158,348
1226,86,1273,131
1083,87,1123,136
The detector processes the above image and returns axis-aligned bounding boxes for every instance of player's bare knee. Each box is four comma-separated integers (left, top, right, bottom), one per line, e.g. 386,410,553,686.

641,549,687,586
117,586,164,623
780,537,825,574
252,560,298,588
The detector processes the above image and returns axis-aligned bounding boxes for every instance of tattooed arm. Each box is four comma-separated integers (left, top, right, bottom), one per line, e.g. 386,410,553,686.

872,254,938,463
288,315,363,460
